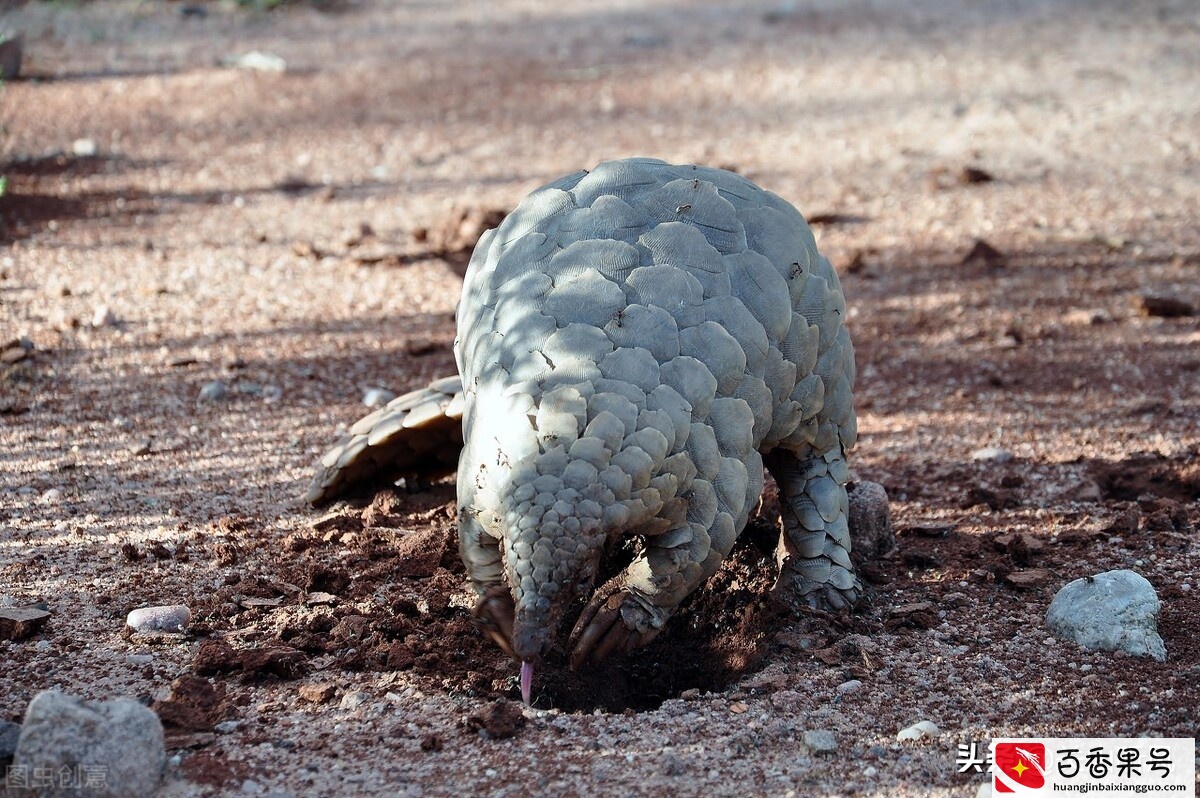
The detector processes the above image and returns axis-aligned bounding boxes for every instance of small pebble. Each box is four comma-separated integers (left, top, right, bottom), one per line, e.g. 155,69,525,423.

802,729,838,754
363,387,396,408
970,447,1013,463
39,488,63,504
72,138,99,157
339,690,371,710
836,679,862,694
662,752,686,776
862,765,877,778
897,720,940,741
199,381,228,402
91,304,117,328
214,720,241,734
241,779,264,795
126,605,191,633
126,653,154,666
298,683,337,704
233,51,287,72
261,385,283,403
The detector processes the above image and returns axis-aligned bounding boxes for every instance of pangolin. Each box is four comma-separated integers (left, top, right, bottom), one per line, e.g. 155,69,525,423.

308,158,861,702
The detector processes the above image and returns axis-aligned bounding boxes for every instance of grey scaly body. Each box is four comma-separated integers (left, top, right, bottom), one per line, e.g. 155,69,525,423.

309,158,861,689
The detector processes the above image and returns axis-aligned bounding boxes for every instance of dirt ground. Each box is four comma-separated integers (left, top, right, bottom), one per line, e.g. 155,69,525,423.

1,0,1198,796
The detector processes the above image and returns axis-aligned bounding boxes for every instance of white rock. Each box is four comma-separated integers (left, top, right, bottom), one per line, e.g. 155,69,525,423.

1046,569,1166,661
72,138,99,157
126,605,191,633
363,387,396,408
233,51,287,73
9,690,165,798
970,447,1013,463
91,305,117,328
835,679,863,694
896,720,940,741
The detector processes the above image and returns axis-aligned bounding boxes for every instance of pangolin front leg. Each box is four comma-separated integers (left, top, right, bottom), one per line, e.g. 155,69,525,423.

568,450,761,668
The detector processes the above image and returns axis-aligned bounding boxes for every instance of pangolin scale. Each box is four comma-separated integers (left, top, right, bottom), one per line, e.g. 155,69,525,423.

308,158,861,688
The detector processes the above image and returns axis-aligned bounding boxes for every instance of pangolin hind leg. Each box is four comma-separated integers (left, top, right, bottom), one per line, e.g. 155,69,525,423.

764,447,862,612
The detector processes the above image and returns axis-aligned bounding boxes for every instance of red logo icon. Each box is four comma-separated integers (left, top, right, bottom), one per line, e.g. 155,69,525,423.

994,742,1047,793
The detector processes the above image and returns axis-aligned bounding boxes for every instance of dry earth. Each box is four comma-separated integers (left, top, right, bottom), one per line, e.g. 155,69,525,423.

1,1,1198,796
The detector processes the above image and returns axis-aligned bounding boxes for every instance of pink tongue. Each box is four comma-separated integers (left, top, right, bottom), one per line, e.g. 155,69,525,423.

520,661,533,705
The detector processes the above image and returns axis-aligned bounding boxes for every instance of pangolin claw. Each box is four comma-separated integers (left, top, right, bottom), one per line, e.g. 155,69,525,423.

567,589,661,670
473,586,516,659
772,574,863,615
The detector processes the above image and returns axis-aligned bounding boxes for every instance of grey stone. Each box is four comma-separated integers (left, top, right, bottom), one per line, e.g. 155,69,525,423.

1046,569,1166,661
802,729,838,754
847,480,894,561
8,690,165,798
198,381,228,402
0,720,19,764
835,679,862,694
339,690,372,710
0,34,22,81
126,605,191,634
662,752,687,776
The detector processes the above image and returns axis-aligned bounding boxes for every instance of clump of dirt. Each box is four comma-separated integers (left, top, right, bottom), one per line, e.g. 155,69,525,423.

153,675,229,734
1090,451,1200,503
465,700,526,739
192,639,308,682
179,749,250,791
411,205,509,273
